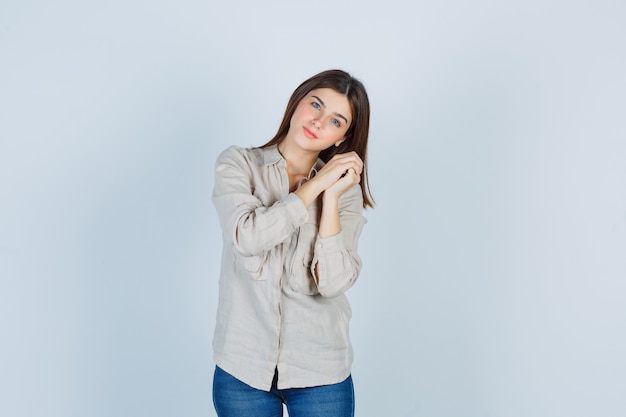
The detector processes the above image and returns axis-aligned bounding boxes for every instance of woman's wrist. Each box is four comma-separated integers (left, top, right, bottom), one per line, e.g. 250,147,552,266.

294,178,325,208
322,191,340,207
319,193,341,238
322,180,347,205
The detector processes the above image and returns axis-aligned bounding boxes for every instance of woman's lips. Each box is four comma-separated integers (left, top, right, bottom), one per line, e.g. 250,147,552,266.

303,126,317,139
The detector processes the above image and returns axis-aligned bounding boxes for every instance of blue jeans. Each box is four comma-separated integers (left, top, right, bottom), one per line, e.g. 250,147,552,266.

212,366,355,417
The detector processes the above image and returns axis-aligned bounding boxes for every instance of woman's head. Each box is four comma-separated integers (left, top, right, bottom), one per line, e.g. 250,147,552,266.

263,69,374,208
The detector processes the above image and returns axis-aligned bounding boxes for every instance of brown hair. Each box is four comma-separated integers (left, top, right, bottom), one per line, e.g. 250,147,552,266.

261,69,374,208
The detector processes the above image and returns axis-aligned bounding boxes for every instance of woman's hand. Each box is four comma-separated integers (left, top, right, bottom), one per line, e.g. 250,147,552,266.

313,152,363,192
294,152,363,208
323,168,361,201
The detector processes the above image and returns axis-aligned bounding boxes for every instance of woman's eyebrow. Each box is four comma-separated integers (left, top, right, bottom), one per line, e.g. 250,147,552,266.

312,95,349,124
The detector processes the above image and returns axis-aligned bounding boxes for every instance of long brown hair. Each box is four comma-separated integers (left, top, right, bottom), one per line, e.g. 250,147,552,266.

261,69,374,208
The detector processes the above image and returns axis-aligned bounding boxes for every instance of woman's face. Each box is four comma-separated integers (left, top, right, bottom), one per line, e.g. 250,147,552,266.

286,88,352,153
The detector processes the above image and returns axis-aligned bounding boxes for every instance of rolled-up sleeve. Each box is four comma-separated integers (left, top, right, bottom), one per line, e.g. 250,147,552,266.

212,146,309,256
311,184,367,297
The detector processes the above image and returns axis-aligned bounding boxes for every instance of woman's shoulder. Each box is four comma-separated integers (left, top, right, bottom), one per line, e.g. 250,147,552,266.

216,145,264,166
217,144,250,159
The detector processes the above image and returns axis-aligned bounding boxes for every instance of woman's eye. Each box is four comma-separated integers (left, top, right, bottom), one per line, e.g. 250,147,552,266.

331,118,341,127
311,101,321,110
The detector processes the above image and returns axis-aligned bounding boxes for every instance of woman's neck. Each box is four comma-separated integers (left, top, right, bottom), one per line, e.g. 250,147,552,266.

278,141,319,176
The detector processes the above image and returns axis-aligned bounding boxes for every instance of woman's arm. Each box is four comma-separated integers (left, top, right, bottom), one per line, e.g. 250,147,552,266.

312,182,366,297
318,166,361,238
212,146,309,256
292,152,365,297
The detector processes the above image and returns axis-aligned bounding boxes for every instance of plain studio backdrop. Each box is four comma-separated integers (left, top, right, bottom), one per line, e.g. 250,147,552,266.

1,1,625,416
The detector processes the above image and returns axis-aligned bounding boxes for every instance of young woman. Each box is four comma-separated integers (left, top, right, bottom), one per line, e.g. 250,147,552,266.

211,69,373,417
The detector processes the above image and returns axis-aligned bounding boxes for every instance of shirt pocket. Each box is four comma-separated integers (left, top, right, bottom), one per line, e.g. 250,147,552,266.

288,222,319,295
234,251,268,280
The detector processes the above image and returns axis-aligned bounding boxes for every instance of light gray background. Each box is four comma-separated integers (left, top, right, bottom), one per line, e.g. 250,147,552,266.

1,1,625,416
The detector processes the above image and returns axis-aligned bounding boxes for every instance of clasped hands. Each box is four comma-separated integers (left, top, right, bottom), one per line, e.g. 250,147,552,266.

294,152,363,208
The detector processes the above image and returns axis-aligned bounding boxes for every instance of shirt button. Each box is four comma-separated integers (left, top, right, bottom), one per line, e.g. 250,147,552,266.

317,243,323,248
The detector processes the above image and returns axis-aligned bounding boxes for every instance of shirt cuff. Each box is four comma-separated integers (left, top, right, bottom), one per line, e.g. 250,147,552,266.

313,231,346,254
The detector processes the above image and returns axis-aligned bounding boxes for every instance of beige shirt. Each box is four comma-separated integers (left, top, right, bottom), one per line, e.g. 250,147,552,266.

212,145,367,391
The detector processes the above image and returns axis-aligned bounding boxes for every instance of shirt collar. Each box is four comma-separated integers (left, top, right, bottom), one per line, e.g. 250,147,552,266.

262,144,324,180
262,145,283,166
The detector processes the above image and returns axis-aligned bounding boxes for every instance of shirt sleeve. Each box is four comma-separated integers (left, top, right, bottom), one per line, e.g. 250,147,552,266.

212,146,309,256
311,184,367,297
